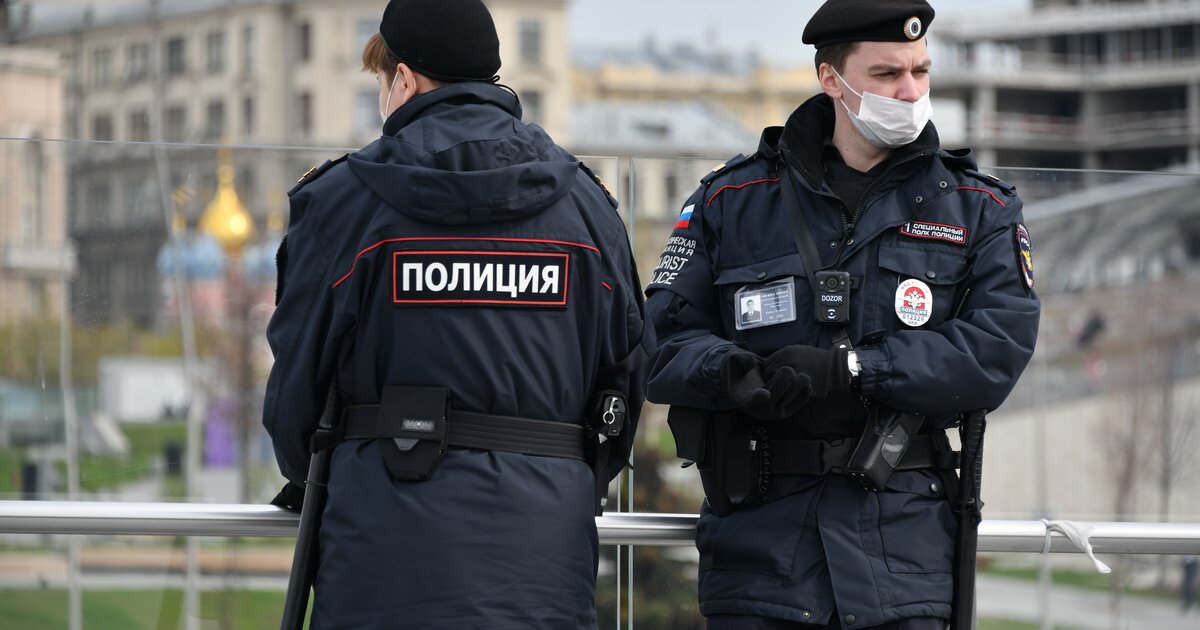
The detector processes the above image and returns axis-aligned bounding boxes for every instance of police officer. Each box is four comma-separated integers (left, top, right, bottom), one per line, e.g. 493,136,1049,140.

645,1,1040,628
263,1,649,627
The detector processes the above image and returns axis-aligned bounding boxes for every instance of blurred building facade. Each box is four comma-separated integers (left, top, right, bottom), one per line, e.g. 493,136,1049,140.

0,45,74,324
5,0,569,326
572,41,819,137
933,0,1200,180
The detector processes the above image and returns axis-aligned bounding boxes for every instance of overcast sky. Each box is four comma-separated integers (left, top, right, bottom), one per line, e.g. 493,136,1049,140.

570,0,1032,66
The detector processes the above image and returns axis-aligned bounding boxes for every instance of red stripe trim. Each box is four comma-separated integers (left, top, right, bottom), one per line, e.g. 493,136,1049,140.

957,186,1006,208
601,281,613,292
706,178,781,206
332,236,599,289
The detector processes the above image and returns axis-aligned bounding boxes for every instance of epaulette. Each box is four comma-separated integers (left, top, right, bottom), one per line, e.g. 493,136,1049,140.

289,154,348,196
963,168,1017,198
700,153,754,185
579,161,618,209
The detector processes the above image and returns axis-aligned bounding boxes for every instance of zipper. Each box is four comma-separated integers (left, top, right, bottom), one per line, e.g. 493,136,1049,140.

833,151,933,264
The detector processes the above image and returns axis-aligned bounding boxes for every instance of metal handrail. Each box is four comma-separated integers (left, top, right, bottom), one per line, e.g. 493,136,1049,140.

2,501,1200,554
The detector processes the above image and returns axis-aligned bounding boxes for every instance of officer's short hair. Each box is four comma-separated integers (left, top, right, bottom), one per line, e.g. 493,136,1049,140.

362,33,402,82
814,42,859,74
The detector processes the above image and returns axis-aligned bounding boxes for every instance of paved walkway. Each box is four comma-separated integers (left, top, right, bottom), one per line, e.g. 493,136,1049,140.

978,575,1199,630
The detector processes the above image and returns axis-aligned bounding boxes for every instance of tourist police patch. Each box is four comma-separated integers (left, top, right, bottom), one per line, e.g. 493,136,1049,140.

392,250,569,307
1013,223,1035,293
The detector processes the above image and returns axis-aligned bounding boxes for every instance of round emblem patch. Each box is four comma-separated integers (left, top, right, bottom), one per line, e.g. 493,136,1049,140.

904,16,923,40
895,279,933,327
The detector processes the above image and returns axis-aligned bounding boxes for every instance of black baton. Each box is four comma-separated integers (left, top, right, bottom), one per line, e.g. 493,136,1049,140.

951,410,987,630
280,379,341,630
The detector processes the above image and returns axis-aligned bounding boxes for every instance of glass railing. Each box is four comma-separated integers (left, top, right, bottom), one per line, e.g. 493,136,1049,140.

2,136,1200,628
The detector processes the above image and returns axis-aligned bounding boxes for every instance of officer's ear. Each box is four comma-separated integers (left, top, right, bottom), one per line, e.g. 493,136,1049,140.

819,63,844,100
394,62,420,105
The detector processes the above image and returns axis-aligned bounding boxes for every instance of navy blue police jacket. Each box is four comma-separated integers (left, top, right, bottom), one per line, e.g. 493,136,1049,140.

263,82,649,630
645,94,1040,626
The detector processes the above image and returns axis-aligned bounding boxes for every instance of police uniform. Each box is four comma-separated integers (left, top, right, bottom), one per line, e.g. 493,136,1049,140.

263,2,648,628
644,1,1040,628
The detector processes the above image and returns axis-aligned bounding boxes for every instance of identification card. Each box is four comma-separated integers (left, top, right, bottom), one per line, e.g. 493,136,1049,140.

734,277,798,331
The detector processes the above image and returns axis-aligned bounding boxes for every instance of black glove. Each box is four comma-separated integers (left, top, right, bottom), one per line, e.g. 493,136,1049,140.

720,348,810,420
762,345,852,401
270,481,305,513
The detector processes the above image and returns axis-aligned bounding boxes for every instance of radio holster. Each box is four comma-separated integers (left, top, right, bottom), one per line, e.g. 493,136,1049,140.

376,386,451,482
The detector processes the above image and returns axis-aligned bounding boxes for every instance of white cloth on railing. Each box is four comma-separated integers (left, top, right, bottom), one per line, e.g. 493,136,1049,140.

1040,519,1112,574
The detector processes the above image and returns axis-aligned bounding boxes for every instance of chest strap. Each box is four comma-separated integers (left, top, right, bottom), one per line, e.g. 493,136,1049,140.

312,404,585,461
770,433,958,476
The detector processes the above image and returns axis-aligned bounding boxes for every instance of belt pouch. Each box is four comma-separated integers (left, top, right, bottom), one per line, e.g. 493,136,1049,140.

700,412,762,516
377,386,450,482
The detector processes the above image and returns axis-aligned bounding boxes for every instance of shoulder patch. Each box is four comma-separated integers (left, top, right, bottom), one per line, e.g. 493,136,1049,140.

289,154,348,196
1013,222,1035,293
701,153,753,185
579,161,618,209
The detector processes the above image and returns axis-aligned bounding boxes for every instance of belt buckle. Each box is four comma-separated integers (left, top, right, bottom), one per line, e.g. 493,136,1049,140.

819,438,853,475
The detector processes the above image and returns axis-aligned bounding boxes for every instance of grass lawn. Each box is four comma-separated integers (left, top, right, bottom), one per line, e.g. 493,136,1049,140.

982,564,1178,602
0,589,302,630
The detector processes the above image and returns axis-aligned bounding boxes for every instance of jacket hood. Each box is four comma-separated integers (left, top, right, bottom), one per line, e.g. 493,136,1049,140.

346,82,577,226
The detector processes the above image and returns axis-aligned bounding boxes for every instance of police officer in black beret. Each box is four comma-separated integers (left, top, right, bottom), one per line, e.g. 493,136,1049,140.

645,0,1040,628
264,0,650,627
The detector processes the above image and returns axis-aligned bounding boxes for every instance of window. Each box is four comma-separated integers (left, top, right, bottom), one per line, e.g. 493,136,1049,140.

165,37,187,76
205,100,226,140
92,47,114,87
298,92,313,135
23,141,44,242
242,25,256,74
356,18,375,55
356,89,379,134
128,110,150,142
88,182,112,228
242,96,255,135
298,21,312,62
523,90,543,125
126,43,149,82
165,106,187,142
92,114,114,141
206,31,225,74
519,20,542,64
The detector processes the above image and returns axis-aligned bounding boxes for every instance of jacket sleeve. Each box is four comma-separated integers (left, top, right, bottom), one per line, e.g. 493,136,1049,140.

261,185,354,485
856,197,1041,420
596,224,654,482
644,188,741,410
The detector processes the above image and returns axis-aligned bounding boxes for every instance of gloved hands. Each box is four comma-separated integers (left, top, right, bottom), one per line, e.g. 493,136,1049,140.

720,345,851,421
762,345,852,401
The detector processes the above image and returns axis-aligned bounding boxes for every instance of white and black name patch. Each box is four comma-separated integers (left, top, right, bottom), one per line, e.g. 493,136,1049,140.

392,250,569,307
900,221,969,246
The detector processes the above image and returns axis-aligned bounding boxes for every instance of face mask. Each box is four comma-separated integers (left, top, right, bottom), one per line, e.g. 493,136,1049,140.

379,72,400,124
833,68,932,149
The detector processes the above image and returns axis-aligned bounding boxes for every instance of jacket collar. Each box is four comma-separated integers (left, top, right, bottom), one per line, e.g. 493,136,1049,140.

381,82,522,136
776,93,940,190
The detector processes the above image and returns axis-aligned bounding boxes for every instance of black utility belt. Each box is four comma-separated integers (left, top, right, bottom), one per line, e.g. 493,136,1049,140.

328,405,585,461
771,434,959,477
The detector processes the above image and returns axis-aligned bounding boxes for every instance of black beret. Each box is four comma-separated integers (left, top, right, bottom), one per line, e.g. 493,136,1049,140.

802,0,936,49
379,0,501,83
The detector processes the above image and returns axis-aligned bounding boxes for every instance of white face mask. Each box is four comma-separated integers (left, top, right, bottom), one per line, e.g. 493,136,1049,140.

833,67,932,149
379,72,400,124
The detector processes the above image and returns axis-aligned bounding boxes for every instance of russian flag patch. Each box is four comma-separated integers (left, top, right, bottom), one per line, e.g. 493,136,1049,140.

675,204,695,230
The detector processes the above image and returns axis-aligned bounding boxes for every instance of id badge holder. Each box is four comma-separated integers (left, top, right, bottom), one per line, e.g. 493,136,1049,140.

734,277,798,331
